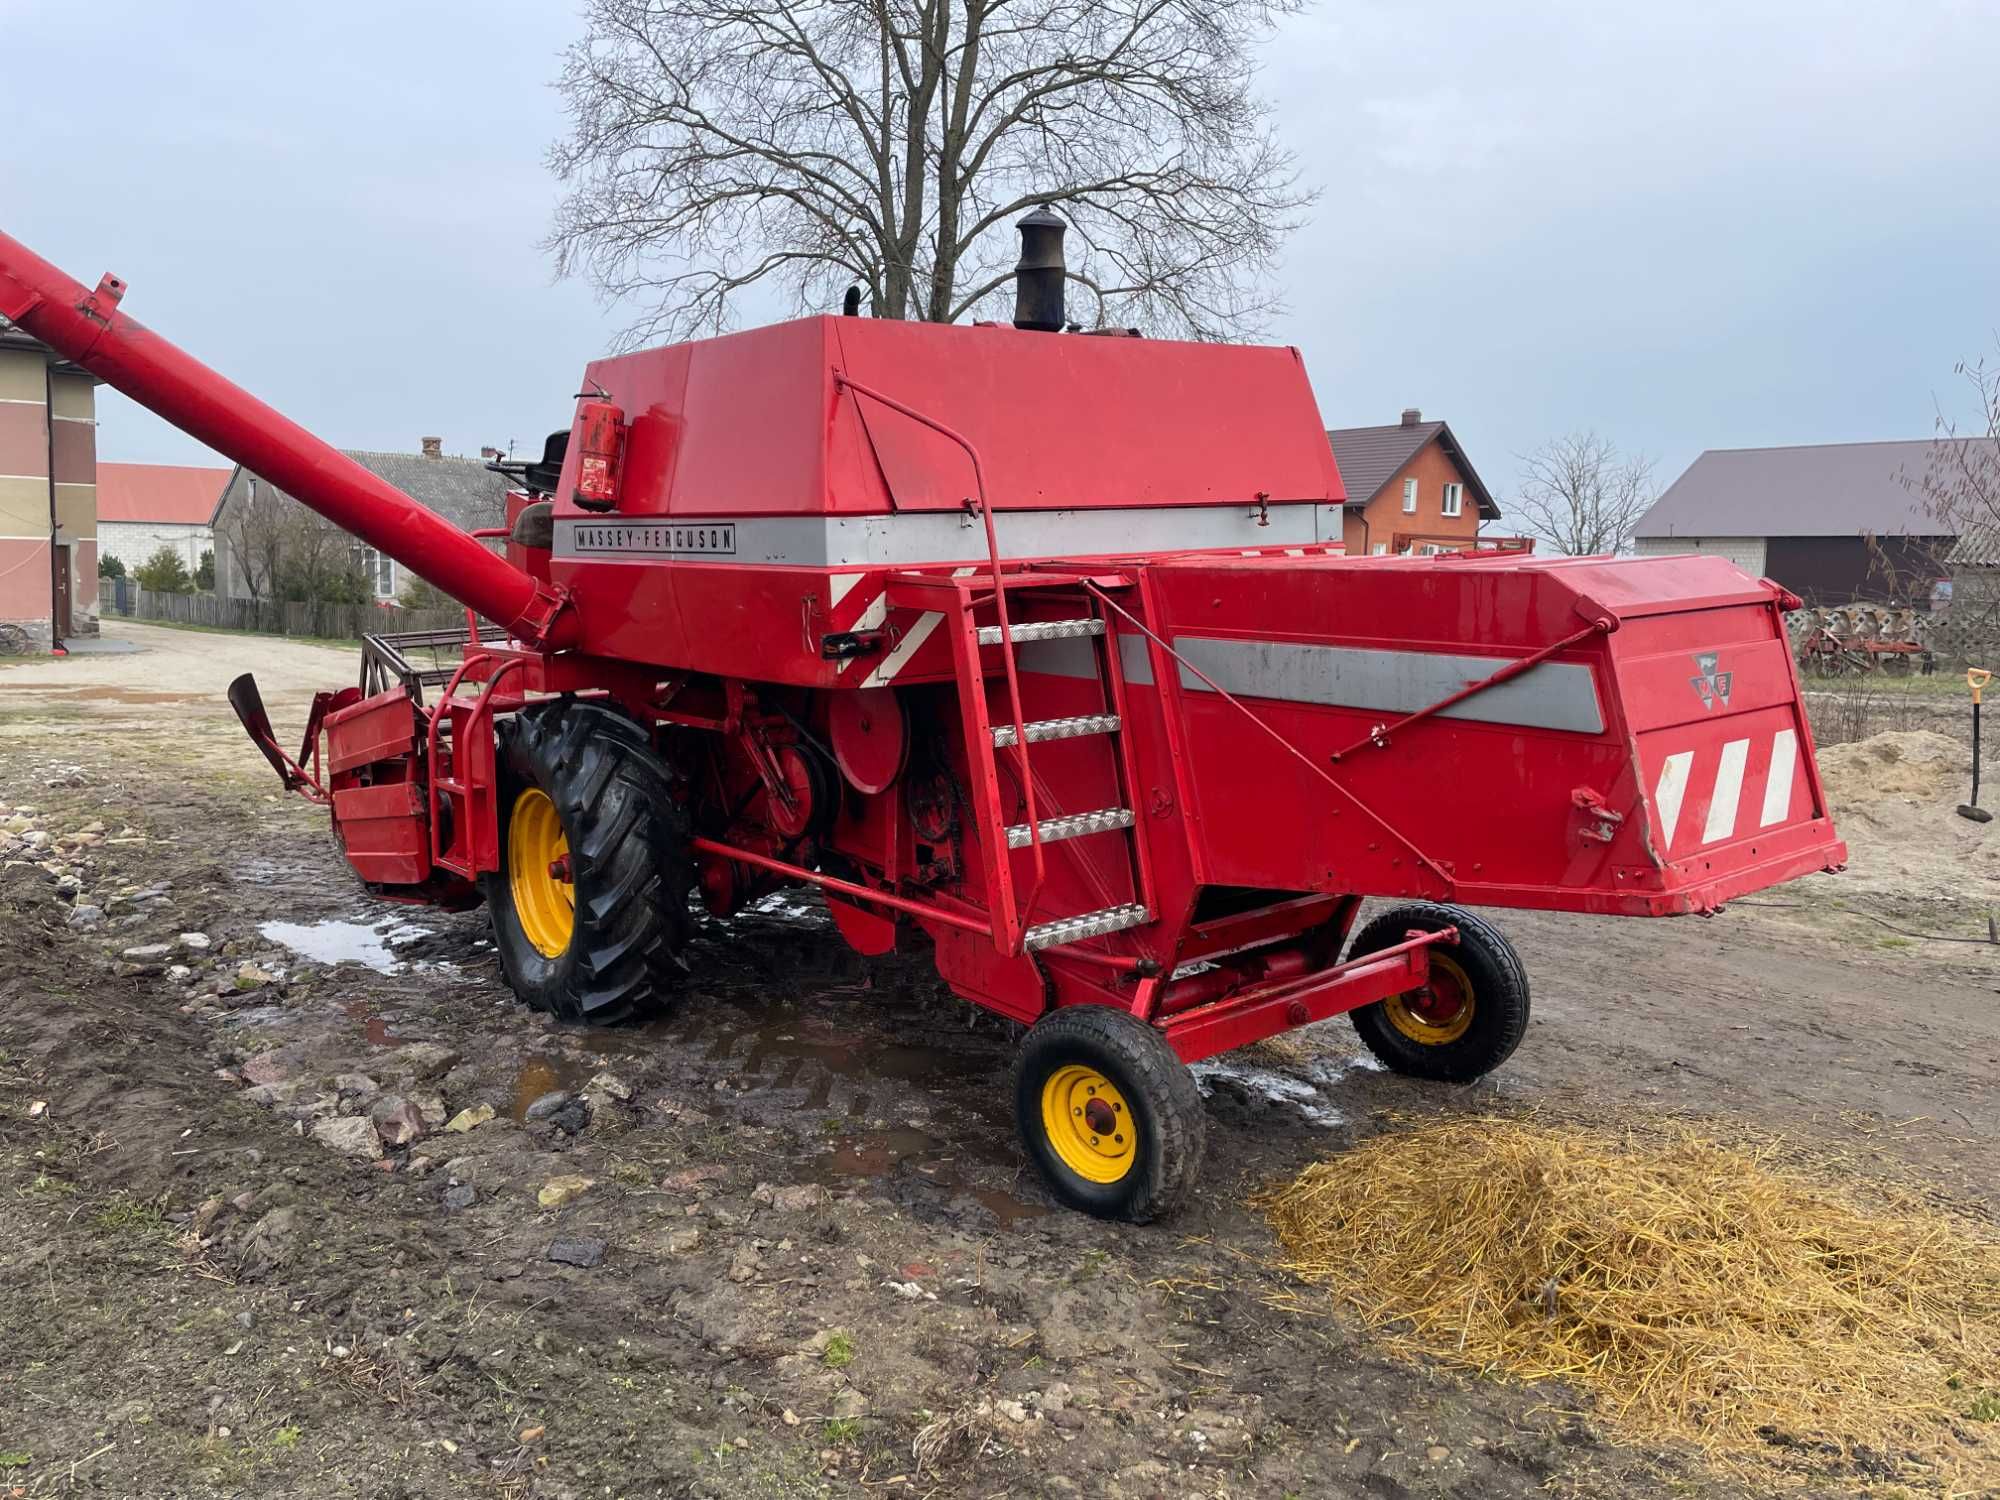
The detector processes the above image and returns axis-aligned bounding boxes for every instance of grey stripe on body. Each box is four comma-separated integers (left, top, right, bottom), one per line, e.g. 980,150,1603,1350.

1019,633,1601,732
554,503,1334,567
1169,637,1603,732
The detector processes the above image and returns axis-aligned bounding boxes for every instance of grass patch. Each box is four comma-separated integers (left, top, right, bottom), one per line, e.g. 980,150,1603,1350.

820,1330,855,1370
821,1418,861,1443
1259,1115,2000,1492
89,1197,173,1240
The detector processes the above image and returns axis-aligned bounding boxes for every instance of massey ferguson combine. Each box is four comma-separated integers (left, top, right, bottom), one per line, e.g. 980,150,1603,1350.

0,217,1845,1221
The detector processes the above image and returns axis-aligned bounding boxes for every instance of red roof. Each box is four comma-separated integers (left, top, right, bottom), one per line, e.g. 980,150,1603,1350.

95,462,233,526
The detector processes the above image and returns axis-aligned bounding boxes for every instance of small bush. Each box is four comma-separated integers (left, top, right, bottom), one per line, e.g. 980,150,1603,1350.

97,553,126,579
132,545,194,594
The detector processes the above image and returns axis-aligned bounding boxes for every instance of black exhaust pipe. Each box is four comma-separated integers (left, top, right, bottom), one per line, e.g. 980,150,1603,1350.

1013,207,1067,332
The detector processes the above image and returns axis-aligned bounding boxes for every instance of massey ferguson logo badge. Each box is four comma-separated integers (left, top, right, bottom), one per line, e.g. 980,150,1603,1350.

570,522,737,558
1690,652,1732,711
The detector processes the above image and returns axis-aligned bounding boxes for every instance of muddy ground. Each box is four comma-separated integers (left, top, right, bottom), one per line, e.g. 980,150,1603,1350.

2,621,1996,1499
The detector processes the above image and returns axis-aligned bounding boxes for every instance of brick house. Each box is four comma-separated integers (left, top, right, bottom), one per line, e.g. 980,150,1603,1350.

97,462,232,577
0,315,97,644
1326,408,1500,555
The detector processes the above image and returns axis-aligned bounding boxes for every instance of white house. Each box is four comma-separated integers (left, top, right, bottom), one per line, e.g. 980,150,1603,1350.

97,462,231,576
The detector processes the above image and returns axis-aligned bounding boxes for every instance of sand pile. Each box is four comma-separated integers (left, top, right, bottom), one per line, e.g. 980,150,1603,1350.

1804,729,2000,904
1260,1117,2000,1493
1815,729,1969,808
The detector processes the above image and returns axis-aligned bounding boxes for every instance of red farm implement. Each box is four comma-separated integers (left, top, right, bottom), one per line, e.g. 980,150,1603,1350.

0,217,1847,1221
1794,606,1935,678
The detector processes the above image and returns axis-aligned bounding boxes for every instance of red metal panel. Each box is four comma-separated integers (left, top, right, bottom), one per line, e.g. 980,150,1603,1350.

830,317,1341,511
332,782,430,886
325,690,420,776
547,314,1339,530
1138,552,1846,917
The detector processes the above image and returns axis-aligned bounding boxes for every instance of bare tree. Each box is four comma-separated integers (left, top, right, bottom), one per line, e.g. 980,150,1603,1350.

214,476,289,602
1511,432,1658,557
1887,342,2000,638
547,0,1311,346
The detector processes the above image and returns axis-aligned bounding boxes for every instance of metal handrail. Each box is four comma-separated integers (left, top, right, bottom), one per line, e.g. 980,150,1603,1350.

833,372,1047,951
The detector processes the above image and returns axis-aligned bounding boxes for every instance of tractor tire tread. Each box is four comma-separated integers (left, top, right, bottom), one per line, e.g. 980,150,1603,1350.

485,699,691,1026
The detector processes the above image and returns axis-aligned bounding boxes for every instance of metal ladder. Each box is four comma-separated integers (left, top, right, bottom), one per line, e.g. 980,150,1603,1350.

945,581,1156,956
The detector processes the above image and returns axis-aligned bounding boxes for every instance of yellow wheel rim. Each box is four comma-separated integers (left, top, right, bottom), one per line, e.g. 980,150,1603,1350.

508,787,573,959
1039,1064,1137,1184
1384,952,1476,1045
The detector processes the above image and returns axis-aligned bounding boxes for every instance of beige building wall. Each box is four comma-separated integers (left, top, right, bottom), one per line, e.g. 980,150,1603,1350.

0,347,98,639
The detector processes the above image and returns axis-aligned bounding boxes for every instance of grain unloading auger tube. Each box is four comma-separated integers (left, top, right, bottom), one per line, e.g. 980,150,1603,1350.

0,219,1846,1224
0,229,572,648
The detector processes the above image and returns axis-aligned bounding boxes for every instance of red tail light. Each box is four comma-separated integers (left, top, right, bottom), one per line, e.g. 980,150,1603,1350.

574,400,625,510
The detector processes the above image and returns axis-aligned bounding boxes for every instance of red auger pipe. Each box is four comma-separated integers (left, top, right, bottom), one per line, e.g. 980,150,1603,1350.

0,230,574,649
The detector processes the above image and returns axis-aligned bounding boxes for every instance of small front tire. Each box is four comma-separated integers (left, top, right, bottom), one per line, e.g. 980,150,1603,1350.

1347,903,1530,1082
1012,1007,1205,1223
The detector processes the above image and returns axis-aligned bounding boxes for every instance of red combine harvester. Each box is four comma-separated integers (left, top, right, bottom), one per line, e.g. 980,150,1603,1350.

0,218,1846,1220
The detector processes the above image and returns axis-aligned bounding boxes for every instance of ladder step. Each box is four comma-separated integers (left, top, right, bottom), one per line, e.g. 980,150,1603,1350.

976,618,1105,646
991,713,1120,748
1024,903,1152,951
1005,806,1134,849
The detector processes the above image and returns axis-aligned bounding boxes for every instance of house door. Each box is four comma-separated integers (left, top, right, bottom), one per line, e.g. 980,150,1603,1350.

53,545,72,638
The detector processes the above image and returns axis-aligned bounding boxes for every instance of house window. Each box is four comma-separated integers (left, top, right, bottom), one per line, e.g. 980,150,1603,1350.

1442,482,1463,518
356,546,395,598
1402,477,1418,514
1370,542,1388,556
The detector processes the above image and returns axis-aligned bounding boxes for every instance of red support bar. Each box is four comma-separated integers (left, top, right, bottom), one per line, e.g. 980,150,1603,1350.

690,836,995,938
1161,927,1454,1064
0,230,575,649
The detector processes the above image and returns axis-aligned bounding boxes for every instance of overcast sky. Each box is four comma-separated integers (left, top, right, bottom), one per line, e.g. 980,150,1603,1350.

4,0,1996,502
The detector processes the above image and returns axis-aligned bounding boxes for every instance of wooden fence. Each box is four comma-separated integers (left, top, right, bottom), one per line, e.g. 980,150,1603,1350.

108,583,474,642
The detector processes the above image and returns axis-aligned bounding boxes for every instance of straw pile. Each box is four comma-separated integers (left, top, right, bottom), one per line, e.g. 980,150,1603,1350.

1259,1117,2000,1489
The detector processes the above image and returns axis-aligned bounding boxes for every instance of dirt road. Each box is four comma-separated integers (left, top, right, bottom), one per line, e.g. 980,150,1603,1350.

2,620,1995,1498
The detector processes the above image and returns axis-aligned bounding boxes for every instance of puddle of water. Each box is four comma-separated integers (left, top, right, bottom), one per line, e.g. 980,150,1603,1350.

821,1125,947,1176
810,1126,1048,1226
741,891,832,926
258,917,435,974
509,1054,600,1121
1193,1057,1353,1127
970,1186,1049,1227
339,997,408,1048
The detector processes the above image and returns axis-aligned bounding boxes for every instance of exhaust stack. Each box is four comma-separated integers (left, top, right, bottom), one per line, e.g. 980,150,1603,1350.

1012,207,1067,333
0,230,573,649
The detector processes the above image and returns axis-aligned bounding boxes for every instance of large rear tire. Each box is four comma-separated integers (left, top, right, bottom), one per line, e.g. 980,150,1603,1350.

1012,1006,1205,1223
1347,903,1529,1082
482,700,692,1025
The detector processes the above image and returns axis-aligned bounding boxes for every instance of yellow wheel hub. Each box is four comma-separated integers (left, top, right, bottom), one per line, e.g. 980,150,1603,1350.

508,788,573,959
1039,1064,1137,1184
1384,952,1475,1044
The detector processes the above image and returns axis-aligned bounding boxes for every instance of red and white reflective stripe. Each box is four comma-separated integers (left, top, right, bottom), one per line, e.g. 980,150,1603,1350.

837,566,980,688
1654,727,1800,852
